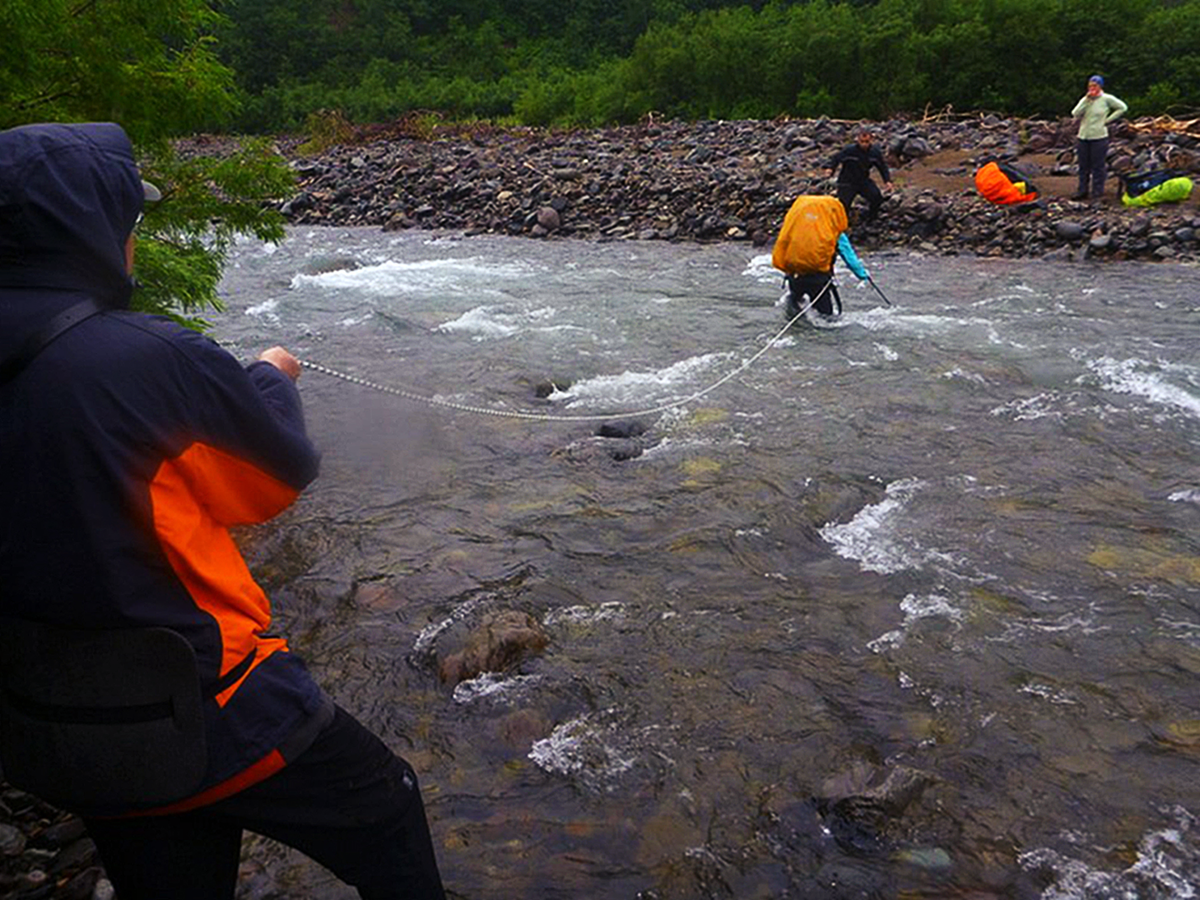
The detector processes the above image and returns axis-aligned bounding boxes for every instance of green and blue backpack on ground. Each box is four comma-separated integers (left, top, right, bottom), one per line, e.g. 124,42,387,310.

1121,169,1194,207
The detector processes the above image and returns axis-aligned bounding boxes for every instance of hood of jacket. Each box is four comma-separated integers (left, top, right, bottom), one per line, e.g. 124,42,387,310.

0,122,145,360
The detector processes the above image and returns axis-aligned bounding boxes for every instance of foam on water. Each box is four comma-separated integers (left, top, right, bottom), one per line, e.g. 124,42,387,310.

994,608,1106,644
820,477,935,574
544,602,628,627
990,391,1067,422
547,352,732,408
1019,806,1200,899
744,252,781,284
852,308,1008,348
290,256,534,294
410,595,488,662
528,711,670,793
452,672,543,705
433,305,522,339
1082,355,1200,420
635,433,717,460
432,304,575,341
943,366,989,385
244,297,281,321
868,592,963,652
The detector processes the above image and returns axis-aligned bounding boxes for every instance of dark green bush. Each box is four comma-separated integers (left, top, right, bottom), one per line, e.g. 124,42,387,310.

217,0,1200,131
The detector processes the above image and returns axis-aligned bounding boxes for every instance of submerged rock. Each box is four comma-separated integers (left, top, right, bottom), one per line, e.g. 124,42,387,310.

816,761,939,853
438,610,550,685
596,419,650,439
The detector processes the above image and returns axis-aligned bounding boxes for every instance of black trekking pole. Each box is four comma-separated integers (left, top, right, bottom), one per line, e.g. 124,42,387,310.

868,275,892,307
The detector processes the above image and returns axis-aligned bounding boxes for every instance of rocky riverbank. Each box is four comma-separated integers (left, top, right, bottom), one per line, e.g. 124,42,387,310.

257,114,1200,263
0,787,111,900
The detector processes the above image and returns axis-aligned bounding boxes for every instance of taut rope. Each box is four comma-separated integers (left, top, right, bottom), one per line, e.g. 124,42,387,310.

299,282,829,423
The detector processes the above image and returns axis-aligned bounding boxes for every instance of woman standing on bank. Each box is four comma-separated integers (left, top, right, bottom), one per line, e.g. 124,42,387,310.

1072,74,1128,201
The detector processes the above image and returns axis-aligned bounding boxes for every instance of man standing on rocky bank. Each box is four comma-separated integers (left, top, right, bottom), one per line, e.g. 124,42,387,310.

1072,74,1128,201
826,128,894,224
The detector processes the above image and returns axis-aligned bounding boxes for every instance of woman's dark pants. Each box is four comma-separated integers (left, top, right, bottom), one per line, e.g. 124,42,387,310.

1077,138,1109,199
787,273,841,317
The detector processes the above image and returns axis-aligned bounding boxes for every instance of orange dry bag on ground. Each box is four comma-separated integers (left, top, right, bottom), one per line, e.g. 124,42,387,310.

975,161,1039,205
772,195,847,275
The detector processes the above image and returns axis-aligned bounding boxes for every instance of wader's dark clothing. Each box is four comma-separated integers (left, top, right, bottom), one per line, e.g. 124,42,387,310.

828,143,891,222
786,273,841,317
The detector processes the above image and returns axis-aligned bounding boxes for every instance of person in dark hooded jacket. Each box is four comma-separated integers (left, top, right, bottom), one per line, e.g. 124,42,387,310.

0,123,445,899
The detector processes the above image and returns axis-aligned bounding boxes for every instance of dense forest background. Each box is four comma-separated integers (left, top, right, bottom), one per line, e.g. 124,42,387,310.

214,0,1200,132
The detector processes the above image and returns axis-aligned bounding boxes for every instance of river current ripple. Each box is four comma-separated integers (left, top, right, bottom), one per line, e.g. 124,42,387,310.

213,228,1200,899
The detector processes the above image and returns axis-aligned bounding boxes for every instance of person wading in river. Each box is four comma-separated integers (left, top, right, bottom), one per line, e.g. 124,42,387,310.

772,194,870,318
0,122,446,900
826,128,894,224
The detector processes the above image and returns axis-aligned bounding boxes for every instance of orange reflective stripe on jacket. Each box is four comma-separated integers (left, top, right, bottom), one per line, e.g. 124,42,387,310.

150,441,300,705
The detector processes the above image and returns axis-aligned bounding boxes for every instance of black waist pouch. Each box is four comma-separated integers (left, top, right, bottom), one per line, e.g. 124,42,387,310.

0,619,206,812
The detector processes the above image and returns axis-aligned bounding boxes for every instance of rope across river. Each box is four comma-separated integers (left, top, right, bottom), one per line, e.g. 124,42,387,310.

298,281,838,423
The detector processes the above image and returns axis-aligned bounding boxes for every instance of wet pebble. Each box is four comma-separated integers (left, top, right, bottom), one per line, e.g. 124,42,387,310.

1,820,27,855
0,788,109,900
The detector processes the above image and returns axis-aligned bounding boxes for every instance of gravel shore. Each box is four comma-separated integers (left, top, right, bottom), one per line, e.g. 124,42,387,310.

258,114,1200,263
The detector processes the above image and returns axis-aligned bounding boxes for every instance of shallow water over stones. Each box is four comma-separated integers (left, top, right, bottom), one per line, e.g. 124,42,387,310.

6,225,1200,900
202,227,1200,899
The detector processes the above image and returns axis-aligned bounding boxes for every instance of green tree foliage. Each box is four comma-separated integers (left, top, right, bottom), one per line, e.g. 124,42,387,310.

133,140,294,330
213,0,1200,130
0,0,294,327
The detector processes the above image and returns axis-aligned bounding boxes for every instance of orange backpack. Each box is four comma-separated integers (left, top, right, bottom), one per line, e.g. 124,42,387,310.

772,195,847,275
975,161,1039,205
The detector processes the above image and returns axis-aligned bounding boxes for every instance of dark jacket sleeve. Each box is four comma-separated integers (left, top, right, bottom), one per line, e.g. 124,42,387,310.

827,146,851,175
116,316,321,498
245,359,319,481
176,332,321,494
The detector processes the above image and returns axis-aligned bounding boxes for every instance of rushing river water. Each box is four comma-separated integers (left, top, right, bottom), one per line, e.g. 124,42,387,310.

212,228,1200,900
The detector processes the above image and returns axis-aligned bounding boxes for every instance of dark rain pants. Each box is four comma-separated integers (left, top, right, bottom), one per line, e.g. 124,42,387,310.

83,705,446,900
787,272,841,317
1076,138,1109,199
836,178,884,223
